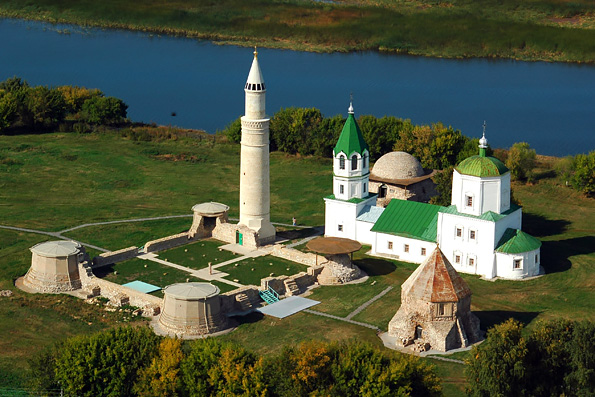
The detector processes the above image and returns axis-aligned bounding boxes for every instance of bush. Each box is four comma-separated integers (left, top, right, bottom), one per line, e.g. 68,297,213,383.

80,96,128,125
506,142,536,181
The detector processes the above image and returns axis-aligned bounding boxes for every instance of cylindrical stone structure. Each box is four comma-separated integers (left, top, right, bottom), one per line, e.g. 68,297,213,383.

238,49,276,245
23,241,83,293
158,282,227,336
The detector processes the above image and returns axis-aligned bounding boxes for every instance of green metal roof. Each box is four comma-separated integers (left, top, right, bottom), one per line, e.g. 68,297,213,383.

496,228,542,254
333,114,369,157
371,199,444,242
325,194,375,204
456,155,509,177
439,204,521,222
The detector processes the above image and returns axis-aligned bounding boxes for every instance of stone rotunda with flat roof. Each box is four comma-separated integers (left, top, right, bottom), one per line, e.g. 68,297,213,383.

22,240,85,293
388,247,482,352
157,282,228,337
369,151,437,206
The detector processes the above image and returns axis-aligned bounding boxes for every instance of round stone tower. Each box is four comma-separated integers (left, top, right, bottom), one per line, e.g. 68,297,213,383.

239,48,276,245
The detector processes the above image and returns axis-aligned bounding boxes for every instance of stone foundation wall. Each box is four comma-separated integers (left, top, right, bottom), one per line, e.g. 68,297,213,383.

212,223,259,248
92,246,139,268
291,272,315,291
144,232,195,253
261,276,289,296
221,286,262,312
78,262,161,316
270,245,318,266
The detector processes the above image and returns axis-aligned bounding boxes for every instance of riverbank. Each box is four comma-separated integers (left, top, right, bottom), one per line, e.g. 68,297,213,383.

0,0,594,63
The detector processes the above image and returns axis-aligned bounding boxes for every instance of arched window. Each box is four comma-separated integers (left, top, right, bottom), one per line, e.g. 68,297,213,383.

363,153,367,168
339,155,345,170
351,155,358,170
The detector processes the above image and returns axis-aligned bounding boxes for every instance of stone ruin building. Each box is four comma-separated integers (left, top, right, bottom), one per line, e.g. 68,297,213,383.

388,247,482,352
306,237,362,285
22,240,86,293
368,151,437,207
157,282,228,337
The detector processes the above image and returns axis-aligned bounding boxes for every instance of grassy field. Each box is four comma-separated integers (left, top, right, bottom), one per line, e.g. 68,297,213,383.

158,239,238,269
0,132,593,395
219,256,308,286
0,0,594,62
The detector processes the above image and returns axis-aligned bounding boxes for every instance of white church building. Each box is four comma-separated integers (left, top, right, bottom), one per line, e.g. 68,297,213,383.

324,104,542,280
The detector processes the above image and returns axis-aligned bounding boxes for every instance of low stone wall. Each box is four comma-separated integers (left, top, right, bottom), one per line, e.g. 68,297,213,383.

308,265,325,279
212,223,259,248
291,272,315,291
261,275,289,296
144,232,195,253
221,286,261,312
92,246,139,268
78,262,161,316
270,244,318,267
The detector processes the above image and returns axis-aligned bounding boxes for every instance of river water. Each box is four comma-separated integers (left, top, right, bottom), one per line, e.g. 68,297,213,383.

1,18,593,156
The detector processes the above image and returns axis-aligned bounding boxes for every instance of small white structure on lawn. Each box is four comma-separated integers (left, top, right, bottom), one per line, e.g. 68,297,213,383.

158,282,228,337
22,240,84,293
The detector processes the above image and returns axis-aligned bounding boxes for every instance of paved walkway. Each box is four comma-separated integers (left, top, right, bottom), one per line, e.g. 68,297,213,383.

346,286,393,320
303,309,381,330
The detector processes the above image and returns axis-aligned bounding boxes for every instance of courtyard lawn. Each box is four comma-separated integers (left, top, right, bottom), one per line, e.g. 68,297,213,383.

95,258,201,289
63,217,193,251
157,239,238,270
219,256,308,286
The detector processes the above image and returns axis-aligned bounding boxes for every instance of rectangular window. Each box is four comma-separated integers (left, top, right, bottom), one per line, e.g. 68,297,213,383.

363,183,367,193
338,225,343,232
469,257,475,266
456,228,462,237
514,259,522,269
388,241,393,250
404,244,409,253
421,247,426,256
340,185,344,194
470,230,476,240
455,255,461,264
438,303,445,316
466,196,473,207
535,254,539,263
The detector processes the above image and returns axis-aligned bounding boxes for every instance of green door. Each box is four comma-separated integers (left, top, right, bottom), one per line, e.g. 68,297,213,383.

236,231,243,245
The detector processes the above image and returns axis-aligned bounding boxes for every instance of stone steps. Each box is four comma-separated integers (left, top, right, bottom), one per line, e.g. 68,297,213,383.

284,279,300,296
236,293,253,311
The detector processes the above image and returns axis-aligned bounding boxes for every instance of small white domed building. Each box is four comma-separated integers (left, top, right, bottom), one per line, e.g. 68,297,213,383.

22,240,84,293
369,151,437,206
157,282,228,337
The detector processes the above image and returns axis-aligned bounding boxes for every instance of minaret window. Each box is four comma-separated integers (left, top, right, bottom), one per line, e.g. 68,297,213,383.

351,155,358,170
339,155,345,170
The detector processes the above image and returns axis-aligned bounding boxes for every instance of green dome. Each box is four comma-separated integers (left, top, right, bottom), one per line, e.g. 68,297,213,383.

456,155,509,177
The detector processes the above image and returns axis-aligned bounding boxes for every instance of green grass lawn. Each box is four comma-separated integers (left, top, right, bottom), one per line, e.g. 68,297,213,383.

95,258,201,289
219,256,308,286
0,132,593,396
158,239,238,270
63,217,193,251
0,0,593,62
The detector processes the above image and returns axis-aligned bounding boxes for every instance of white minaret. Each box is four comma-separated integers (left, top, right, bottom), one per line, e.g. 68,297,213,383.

238,48,276,244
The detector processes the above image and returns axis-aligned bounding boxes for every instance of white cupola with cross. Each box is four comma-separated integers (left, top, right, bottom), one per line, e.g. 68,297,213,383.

451,123,511,216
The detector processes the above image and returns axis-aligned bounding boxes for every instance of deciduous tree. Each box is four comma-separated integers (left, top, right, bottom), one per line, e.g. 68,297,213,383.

506,142,536,181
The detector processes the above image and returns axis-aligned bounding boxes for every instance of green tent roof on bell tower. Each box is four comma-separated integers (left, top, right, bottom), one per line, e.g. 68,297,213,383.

333,102,369,157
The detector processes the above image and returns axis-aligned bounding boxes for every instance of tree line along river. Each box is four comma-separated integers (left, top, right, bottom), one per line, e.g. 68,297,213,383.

1,18,594,156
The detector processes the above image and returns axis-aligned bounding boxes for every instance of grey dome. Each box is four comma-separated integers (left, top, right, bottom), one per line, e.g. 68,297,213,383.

371,152,424,180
